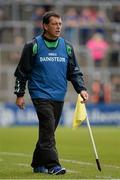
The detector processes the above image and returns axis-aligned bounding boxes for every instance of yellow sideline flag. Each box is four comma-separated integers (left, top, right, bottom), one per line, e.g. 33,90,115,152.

73,95,87,128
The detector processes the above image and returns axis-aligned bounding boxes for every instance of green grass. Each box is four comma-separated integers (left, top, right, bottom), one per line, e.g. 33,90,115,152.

0,126,120,179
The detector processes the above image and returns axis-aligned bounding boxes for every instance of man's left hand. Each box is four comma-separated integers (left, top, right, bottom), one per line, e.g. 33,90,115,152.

80,90,89,103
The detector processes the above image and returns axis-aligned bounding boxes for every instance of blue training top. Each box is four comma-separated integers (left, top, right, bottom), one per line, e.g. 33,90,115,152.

28,35,69,101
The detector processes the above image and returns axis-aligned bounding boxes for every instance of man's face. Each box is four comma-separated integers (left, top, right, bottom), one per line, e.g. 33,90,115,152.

43,16,62,39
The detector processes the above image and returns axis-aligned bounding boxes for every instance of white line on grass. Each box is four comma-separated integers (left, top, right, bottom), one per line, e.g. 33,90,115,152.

96,175,113,179
7,162,116,179
1,152,117,179
15,162,80,174
0,152,31,157
16,163,29,167
0,151,120,170
61,158,93,166
61,158,120,170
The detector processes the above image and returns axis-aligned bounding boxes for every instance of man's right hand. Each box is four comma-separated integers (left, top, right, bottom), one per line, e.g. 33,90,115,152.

16,97,25,109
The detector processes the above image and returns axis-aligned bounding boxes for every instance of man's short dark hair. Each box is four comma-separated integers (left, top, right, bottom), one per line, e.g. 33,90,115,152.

42,11,61,24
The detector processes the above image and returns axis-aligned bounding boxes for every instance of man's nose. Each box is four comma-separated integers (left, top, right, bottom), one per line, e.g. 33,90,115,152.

57,26,61,31
57,24,61,28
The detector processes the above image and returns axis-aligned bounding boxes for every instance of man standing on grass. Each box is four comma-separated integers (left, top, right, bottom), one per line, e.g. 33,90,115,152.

14,11,89,175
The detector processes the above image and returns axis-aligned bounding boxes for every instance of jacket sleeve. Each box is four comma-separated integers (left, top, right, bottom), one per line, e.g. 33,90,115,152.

66,42,87,93
14,40,35,97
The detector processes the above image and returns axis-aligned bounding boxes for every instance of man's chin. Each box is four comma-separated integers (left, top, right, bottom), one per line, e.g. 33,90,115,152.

55,33,60,37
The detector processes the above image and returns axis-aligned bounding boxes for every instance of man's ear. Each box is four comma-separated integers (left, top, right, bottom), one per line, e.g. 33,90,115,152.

43,23,48,31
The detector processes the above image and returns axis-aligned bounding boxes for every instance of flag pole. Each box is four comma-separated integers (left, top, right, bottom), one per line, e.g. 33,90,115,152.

86,114,101,171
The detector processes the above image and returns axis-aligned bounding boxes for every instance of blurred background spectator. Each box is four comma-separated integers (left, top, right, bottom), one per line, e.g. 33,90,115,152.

110,74,120,103
109,30,120,67
86,33,109,67
31,6,46,36
64,8,79,43
0,7,7,21
112,7,120,23
0,7,8,42
95,10,109,36
90,73,111,104
79,7,94,44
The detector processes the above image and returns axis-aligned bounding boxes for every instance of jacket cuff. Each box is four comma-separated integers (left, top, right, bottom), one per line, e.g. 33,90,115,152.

77,87,87,93
14,92,24,97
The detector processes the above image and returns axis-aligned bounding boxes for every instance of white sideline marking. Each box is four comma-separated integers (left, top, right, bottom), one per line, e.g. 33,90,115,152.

61,158,120,170
96,175,113,179
16,163,29,167
0,151,120,170
0,152,31,157
0,152,117,178
11,162,116,179
61,158,93,166
15,162,79,174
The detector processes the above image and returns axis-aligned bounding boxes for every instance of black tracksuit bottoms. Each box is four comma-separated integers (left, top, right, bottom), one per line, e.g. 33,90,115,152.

31,98,64,169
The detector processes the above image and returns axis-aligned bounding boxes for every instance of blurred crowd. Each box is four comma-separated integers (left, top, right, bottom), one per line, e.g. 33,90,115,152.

0,2,120,103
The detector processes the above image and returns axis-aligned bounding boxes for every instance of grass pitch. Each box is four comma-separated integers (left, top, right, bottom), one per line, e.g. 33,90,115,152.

0,126,120,179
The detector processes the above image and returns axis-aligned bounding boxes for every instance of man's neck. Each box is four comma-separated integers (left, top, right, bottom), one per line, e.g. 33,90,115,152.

42,35,59,48
43,34,58,42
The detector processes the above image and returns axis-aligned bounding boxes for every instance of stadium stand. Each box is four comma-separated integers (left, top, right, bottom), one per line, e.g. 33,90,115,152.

0,0,119,103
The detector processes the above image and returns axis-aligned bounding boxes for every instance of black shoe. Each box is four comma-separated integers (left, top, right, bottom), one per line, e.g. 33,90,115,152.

48,166,66,175
33,166,48,173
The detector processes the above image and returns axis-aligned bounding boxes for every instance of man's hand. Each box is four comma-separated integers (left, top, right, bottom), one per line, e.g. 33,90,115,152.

80,90,89,103
16,97,25,109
